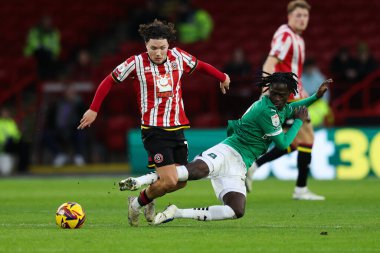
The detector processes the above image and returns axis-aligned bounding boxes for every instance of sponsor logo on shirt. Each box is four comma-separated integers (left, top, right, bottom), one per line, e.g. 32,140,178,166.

155,74,173,98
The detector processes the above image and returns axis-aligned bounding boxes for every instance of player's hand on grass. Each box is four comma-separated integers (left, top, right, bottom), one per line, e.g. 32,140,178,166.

316,78,333,98
294,106,309,123
77,109,97,129
220,73,230,94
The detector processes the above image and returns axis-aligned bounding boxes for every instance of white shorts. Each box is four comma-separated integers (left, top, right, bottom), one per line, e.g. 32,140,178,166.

194,143,247,203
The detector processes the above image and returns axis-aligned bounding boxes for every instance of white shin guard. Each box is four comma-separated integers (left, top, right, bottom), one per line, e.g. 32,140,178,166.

176,205,236,221
176,165,189,181
136,165,189,185
136,172,158,185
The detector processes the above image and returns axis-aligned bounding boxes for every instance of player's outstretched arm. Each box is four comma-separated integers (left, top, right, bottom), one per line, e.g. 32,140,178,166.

77,74,115,129
77,109,97,129
196,60,230,94
290,78,333,109
219,73,230,94
316,78,333,98
270,107,309,149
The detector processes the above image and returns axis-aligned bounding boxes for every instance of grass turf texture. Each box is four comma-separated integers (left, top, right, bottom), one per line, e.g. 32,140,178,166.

0,177,379,253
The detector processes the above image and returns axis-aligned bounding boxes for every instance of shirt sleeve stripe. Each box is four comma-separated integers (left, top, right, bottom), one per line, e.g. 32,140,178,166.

269,33,292,61
111,72,121,83
188,59,198,75
266,128,283,136
119,61,135,81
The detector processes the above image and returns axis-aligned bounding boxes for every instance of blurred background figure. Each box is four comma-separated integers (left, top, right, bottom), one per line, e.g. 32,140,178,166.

24,15,61,80
302,58,329,101
68,49,95,82
0,0,379,170
329,46,358,109
42,85,86,167
329,47,358,84
354,42,378,81
176,0,213,44
221,48,255,119
223,48,252,79
0,108,30,175
302,58,333,127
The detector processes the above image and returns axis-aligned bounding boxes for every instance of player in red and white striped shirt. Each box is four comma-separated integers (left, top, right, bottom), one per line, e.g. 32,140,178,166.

268,24,305,100
246,0,325,201
78,20,230,226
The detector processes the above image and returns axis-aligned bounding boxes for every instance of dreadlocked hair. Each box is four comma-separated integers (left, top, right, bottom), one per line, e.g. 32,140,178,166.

256,71,299,95
138,19,176,43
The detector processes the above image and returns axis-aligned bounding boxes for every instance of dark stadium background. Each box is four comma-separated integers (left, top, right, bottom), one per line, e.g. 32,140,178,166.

1,0,379,173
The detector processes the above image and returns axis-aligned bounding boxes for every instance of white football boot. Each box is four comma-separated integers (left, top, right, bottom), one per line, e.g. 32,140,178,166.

144,200,156,224
292,188,325,200
153,205,177,225
119,177,142,191
128,196,140,227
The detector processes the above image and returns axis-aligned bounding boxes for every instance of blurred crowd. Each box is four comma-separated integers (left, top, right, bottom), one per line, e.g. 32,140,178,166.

0,0,379,174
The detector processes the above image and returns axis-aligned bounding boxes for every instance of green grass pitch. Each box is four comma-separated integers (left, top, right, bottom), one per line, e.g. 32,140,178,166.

0,177,379,253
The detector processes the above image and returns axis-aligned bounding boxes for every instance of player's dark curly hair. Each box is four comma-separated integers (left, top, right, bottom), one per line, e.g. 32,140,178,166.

138,19,176,43
257,72,299,95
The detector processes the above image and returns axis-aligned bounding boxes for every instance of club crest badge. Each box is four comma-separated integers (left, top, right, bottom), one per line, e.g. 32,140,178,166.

154,153,164,164
271,114,280,127
117,63,126,73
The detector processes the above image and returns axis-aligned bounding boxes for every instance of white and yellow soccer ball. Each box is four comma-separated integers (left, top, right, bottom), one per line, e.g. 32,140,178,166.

55,202,86,229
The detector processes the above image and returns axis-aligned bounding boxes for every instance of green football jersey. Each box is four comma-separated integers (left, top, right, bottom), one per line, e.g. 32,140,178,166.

223,94,317,169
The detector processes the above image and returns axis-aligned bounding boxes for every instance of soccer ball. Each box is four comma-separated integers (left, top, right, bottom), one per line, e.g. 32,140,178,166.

55,202,86,229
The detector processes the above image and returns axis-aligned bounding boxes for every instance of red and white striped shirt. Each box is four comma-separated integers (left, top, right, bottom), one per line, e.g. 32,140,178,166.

112,47,197,127
269,24,305,99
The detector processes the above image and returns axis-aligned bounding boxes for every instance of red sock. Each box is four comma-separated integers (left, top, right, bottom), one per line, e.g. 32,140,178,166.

137,189,152,206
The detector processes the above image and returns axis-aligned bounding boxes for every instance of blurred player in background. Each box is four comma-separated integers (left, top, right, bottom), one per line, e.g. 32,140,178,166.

24,15,60,80
78,19,230,226
121,73,332,224
0,108,30,174
245,0,325,200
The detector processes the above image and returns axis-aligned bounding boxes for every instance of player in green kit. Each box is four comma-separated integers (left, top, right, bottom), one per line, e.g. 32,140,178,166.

120,72,332,224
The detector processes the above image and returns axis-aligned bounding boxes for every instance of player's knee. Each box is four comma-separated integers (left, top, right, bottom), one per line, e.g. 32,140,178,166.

187,160,210,180
229,205,245,219
304,134,314,143
234,208,245,219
